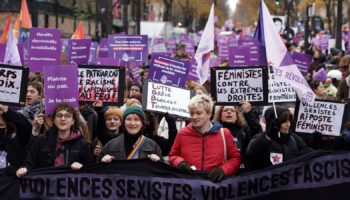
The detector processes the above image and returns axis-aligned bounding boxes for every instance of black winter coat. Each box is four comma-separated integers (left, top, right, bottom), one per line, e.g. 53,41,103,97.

23,127,95,170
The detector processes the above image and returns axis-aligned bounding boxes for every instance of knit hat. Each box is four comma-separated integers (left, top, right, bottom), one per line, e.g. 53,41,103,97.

122,106,145,122
264,106,289,130
313,68,327,82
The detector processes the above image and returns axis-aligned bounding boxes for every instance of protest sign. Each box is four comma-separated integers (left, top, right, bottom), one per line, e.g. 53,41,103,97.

211,67,268,105
148,55,190,87
78,65,125,106
268,69,296,103
96,58,120,66
88,41,98,65
152,38,167,53
166,38,177,53
294,99,347,136
28,28,61,72
292,52,312,77
181,40,195,56
143,81,193,118
108,35,148,63
151,52,171,60
44,65,78,116
228,40,266,66
2,151,348,200
98,38,109,58
0,64,28,106
187,58,200,82
218,35,229,60
67,39,91,65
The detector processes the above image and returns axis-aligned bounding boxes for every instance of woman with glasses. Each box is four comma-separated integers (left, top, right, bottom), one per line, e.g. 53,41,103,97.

213,101,262,173
16,103,95,177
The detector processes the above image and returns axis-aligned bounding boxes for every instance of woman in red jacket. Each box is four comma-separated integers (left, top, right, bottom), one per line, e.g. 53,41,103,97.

169,95,241,182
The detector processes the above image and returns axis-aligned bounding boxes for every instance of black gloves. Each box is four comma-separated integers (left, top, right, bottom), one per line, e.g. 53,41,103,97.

208,167,225,182
178,161,194,174
266,118,281,139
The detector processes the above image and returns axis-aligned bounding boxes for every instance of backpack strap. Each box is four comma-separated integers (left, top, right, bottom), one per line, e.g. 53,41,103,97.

220,128,227,164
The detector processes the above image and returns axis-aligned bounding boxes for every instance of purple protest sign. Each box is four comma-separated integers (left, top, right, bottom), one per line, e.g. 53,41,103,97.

218,35,230,60
166,38,177,54
96,58,120,66
28,28,61,72
67,39,91,65
44,65,78,116
152,52,171,60
292,52,312,77
181,40,195,57
148,55,190,87
88,42,98,65
187,57,200,82
152,38,167,53
180,33,188,41
319,35,329,50
129,62,140,84
108,35,148,63
98,38,108,58
0,44,5,63
229,45,259,66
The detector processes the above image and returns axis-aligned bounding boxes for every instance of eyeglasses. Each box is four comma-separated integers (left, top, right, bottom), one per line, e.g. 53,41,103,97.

56,114,73,119
223,108,236,113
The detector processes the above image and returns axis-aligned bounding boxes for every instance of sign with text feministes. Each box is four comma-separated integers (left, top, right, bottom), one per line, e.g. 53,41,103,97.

268,68,296,103
28,28,61,72
294,99,347,136
108,35,148,63
0,64,28,106
211,66,268,105
148,55,190,87
78,65,125,106
143,81,193,118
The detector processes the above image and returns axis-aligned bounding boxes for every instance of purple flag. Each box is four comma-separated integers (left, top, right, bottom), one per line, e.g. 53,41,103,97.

67,39,91,65
28,28,61,72
108,35,148,63
44,65,79,116
148,55,190,87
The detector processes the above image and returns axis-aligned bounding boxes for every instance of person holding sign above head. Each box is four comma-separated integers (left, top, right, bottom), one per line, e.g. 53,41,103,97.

246,106,313,171
16,103,95,177
169,95,241,182
214,101,262,173
100,106,162,163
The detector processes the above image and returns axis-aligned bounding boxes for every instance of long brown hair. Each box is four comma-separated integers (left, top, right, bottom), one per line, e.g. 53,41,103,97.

214,106,246,128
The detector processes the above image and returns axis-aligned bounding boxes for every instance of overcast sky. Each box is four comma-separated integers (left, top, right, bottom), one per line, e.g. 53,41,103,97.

227,0,239,16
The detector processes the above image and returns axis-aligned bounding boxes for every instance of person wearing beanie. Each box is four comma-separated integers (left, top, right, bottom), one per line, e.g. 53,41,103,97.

100,106,162,163
246,106,313,171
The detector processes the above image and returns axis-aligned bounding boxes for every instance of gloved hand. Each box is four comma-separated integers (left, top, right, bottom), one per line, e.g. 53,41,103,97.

178,161,194,174
266,118,281,139
208,167,225,182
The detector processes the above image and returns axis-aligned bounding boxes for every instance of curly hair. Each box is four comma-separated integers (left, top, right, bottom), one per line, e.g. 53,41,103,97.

52,102,79,131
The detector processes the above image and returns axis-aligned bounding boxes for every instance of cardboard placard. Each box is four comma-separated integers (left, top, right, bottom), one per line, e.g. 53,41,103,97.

143,81,194,118
78,65,125,106
211,66,268,105
0,64,29,106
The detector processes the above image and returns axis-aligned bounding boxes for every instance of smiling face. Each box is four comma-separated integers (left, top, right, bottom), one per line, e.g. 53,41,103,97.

221,106,237,123
124,114,142,135
26,86,40,105
105,116,121,132
54,110,75,132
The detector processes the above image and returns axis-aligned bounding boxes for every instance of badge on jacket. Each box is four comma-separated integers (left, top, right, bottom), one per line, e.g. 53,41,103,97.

270,153,283,165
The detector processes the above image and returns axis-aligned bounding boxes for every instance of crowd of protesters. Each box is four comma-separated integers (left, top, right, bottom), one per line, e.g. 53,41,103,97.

0,26,348,184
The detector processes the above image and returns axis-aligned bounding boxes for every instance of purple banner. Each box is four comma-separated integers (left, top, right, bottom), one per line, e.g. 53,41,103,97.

152,52,171,60
187,57,199,82
218,35,230,60
181,40,195,56
108,35,148,63
96,58,120,66
0,44,5,63
98,38,109,58
88,42,98,65
28,28,61,72
67,39,91,65
292,52,312,77
148,55,190,87
44,65,78,116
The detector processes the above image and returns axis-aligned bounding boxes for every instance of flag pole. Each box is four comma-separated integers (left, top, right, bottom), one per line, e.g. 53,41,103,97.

268,65,280,138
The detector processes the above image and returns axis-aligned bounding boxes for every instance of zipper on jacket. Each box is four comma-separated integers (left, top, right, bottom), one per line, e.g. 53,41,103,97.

201,136,204,170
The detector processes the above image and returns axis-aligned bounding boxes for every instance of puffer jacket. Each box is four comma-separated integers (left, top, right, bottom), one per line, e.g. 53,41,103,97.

169,122,241,176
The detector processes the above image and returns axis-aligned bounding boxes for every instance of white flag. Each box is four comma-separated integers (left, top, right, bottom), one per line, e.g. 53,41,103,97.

255,1,315,102
195,4,214,85
4,25,22,66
